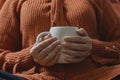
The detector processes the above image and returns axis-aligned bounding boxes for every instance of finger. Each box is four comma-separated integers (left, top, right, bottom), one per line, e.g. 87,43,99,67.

30,37,57,55
39,37,44,42
36,32,50,42
47,52,61,67
32,40,60,65
62,49,90,57
62,42,91,51
63,36,90,43
77,28,88,36
38,40,60,59
30,43,39,57
42,45,61,64
44,34,52,40
64,57,85,63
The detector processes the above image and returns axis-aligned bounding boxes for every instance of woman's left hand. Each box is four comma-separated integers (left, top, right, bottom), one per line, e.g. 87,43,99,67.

62,28,92,63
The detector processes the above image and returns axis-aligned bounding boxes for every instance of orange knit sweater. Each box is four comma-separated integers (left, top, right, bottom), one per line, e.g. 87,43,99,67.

0,0,120,80
111,0,120,15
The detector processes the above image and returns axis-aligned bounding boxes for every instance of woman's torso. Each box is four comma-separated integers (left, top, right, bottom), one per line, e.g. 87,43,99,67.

19,0,99,76
20,0,99,48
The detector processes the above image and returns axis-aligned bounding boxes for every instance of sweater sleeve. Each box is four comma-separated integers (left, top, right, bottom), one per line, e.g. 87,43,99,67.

0,0,36,73
90,0,120,66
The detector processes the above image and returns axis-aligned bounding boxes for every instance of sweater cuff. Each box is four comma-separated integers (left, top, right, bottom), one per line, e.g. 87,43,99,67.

3,47,37,73
0,50,10,70
91,39,120,66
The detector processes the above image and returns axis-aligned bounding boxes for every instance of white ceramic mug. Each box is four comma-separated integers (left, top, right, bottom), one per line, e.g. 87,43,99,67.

36,26,79,63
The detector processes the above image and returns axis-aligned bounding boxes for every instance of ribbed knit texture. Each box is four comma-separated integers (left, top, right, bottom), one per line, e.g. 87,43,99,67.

0,0,120,80
111,0,120,15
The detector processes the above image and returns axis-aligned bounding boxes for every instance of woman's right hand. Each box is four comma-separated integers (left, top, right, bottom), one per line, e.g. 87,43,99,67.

30,36,61,67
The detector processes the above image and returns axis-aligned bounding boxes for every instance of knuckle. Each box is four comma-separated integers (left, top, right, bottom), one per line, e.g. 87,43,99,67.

87,38,92,44
84,44,92,50
85,37,90,41
41,50,47,55
30,51,36,57
34,58,40,64
88,44,92,50
54,47,60,53
30,46,39,54
89,45,92,50
30,48,34,54
85,51,91,56
45,56,51,61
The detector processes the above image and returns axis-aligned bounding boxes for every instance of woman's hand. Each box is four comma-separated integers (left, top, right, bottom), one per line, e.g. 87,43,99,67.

30,35,61,67
62,28,92,63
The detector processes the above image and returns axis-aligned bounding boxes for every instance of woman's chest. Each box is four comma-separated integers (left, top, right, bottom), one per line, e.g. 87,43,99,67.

20,0,97,34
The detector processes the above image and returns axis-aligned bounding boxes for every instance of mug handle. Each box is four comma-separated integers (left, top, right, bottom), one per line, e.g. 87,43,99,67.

36,32,50,43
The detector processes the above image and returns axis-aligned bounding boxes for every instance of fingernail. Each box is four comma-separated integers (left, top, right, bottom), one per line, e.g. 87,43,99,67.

62,42,66,44
47,34,51,36
58,45,62,48
52,37,57,40
79,28,84,34
105,46,109,50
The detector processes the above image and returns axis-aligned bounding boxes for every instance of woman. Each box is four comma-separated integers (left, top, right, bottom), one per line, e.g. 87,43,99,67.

0,0,120,80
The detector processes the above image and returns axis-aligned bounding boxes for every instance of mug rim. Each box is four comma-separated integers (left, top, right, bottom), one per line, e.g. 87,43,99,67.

51,26,78,29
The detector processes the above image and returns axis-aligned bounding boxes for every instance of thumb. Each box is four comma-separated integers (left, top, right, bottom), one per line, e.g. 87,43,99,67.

77,28,88,36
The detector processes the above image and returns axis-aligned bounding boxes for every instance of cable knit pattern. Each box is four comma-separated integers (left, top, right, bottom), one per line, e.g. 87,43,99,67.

0,0,120,80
